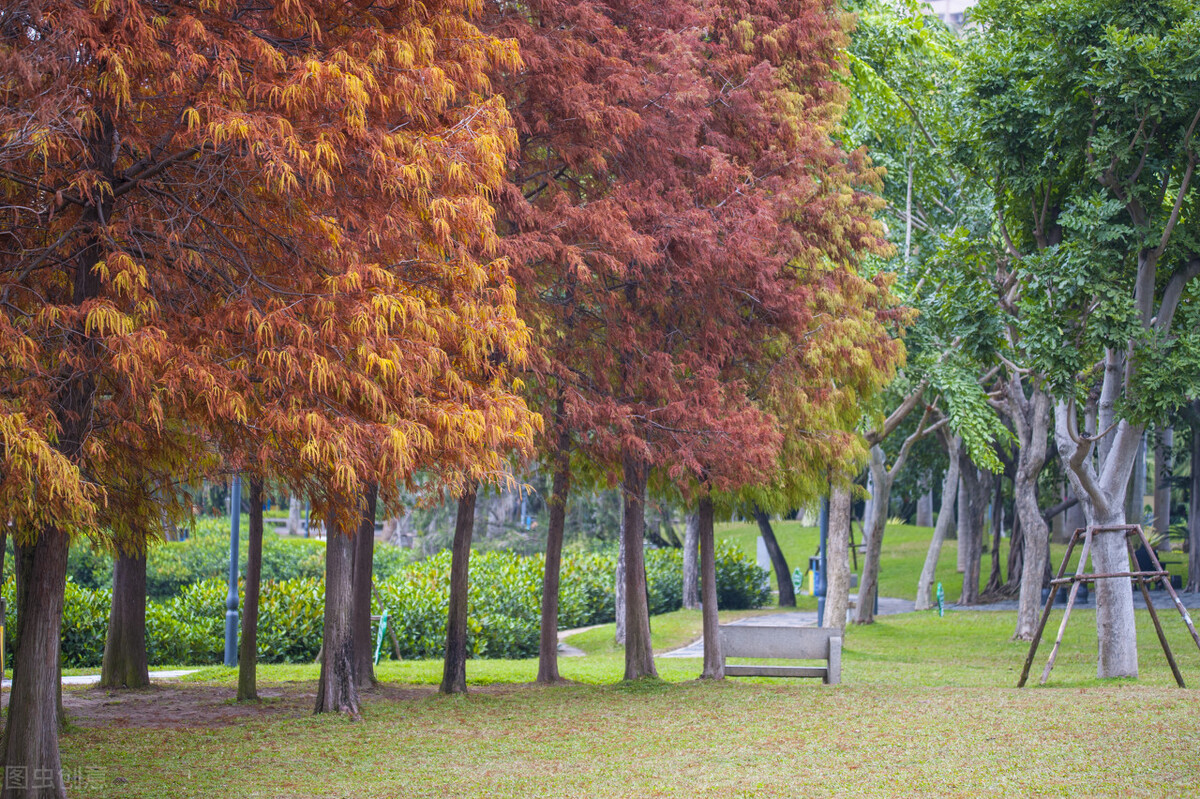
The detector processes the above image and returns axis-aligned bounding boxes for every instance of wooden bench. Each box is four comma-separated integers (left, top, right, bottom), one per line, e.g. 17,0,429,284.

718,625,842,684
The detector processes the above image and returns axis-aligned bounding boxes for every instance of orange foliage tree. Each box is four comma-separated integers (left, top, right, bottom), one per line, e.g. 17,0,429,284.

0,0,536,789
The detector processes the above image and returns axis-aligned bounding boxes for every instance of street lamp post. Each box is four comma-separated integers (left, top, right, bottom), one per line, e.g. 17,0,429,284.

224,475,241,667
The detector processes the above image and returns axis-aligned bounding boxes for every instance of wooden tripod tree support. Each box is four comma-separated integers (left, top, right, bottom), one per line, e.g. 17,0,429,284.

1018,524,1200,687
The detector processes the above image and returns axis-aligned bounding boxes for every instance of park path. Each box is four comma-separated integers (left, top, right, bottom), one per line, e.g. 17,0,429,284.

657,595,916,658
1,669,198,688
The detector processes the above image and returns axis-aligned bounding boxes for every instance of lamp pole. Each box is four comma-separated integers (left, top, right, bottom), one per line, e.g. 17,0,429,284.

224,475,241,667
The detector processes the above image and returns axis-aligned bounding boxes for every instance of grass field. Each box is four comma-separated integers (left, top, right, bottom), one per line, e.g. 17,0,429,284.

716,519,1192,603
55,606,1200,798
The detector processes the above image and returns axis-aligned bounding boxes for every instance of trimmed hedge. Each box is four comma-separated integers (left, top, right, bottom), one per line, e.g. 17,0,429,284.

2,543,768,668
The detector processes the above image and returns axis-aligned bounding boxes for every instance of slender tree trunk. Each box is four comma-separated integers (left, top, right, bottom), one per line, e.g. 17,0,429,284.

621,450,656,680
1189,423,1200,592
824,483,852,628
984,474,1005,594
440,489,477,694
856,447,891,624
100,546,150,689
698,495,722,679
752,507,794,607
287,495,303,536
862,468,876,546
915,435,960,610
1,529,70,799
682,512,700,609
1004,514,1024,593
956,476,968,573
959,459,988,606
537,431,571,685
916,486,934,527
352,484,378,689
237,478,265,701
1127,432,1147,525
315,513,359,715
1154,425,1173,547
614,514,626,644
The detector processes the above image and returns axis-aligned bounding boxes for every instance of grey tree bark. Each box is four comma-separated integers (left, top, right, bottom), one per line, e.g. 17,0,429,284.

1154,425,1173,547
682,512,700,609
287,495,303,536
615,512,626,644
915,433,961,610
315,511,360,714
237,478,265,701
537,422,572,685
100,546,150,690
752,507,795,607
956,475,968,573
958,455,989,606
698,496,723,679
1002,375,1053,640
916,487,934,527
620,450,656,679
823,483,852,627
351,484,378,689
440,490,477,694
1127,432,1147,524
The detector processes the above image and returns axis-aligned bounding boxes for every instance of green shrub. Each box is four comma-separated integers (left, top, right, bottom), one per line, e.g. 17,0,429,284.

714,543,771,609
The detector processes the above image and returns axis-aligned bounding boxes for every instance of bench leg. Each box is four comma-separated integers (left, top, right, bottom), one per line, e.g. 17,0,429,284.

826,636,842,685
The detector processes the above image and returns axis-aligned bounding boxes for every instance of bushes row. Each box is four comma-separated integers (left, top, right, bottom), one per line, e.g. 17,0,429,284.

2,543,768,667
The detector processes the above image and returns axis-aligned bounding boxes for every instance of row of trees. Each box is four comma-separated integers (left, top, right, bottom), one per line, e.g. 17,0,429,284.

0,0,906,795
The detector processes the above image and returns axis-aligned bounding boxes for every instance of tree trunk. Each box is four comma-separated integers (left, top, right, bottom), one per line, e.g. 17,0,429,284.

537,433,571,685
1,529,70,799
682,512,700,610
621,450,656,680
237,478,265,701
614,513,626,644
1154,425,1173,546
959,458,988,606
752,507,794,607
1054,400,1140,678
862,468,876,546
855,446,891,624
698,495,722,679
915,435,961,610
824,483,852,628
984,474,1005,594
1189,423,1200,592
314,514,359,715
956,475,968,573
1004,514,1024,593
100,546,150,690
287,495,303,536
916,487,934,527
352,484,378,689
440,489,477,694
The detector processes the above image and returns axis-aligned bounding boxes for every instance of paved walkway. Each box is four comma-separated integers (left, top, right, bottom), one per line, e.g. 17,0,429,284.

1,669,198,688
658,595,916,658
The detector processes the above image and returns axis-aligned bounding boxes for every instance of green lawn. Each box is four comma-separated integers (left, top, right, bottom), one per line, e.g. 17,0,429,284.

717,519,1192,603
58,608,1200,798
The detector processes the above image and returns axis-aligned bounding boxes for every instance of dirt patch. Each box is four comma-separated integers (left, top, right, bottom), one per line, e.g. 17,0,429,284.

54,682,439,730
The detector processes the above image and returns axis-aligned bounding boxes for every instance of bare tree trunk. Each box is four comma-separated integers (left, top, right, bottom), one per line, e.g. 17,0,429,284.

1005,514,1024,591
440,490,477,694
615,514,626,644
855,447,891,624
621,450,656,680
698,495,723,679
315,511,359,714
1189,422,1200,592
1127,432,1147,524
984,474,1005,594
752,507,794,607
100,546,150,690
1,529,70,799
824,483,852,628
1054,398,1140,678
959,458,988,606
682,512,700,609
916,435,960,610
287,495,302,536
537,427,571,685
352,484,378,689
916,486,934,527
237,478,265,701
956,475,968,573
1010,380,1052,639
1154,425,1173,546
